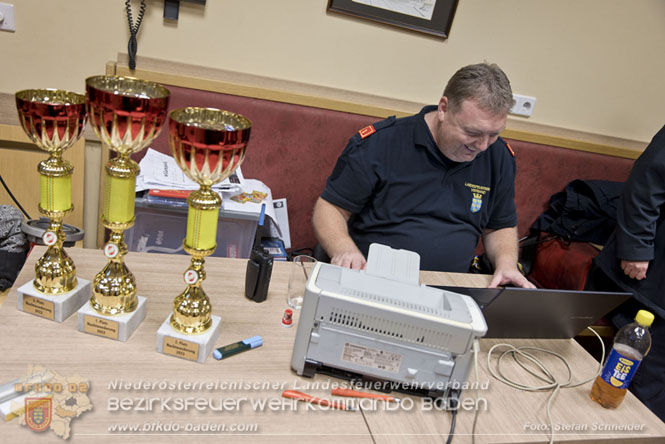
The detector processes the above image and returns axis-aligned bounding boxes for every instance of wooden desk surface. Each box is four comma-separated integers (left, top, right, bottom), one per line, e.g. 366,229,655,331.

1,247,663,444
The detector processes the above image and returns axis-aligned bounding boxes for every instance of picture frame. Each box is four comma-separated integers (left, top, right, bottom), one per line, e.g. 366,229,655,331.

327,0,459,39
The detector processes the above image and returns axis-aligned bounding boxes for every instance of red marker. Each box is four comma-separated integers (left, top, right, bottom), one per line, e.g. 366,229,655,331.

331,388,400,403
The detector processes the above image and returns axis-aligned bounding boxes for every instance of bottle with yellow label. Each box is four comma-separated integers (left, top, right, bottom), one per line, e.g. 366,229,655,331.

590,309,654,409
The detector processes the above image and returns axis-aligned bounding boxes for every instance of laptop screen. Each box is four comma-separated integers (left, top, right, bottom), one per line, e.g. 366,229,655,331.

431,285,631,339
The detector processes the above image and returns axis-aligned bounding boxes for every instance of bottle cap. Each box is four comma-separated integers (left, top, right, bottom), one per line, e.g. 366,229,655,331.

635,310,655,327
281,309,293,328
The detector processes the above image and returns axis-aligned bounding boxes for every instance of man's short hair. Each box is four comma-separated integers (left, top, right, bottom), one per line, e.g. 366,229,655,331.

443,63,514,115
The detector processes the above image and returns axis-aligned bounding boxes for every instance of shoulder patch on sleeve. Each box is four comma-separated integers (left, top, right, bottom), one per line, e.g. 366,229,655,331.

357,115,397,139
359,125,376,139
505,142,515,157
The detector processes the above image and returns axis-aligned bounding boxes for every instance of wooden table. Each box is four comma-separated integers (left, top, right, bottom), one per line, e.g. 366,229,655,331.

1,247,663,443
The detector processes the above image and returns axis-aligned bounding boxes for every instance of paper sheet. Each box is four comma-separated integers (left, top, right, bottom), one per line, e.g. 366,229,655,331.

135,148,283,239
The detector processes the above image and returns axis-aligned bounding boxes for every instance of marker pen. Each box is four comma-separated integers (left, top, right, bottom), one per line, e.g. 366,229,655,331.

213,335,263,360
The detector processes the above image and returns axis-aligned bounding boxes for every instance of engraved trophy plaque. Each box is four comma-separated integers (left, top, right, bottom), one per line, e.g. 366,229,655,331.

156,108,250,362
77,76,170,341
15,89,90,322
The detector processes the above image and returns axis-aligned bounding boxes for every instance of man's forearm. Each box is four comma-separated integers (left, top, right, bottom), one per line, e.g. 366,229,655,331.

312,198,366,269
313,198,352,255
483,226,519,270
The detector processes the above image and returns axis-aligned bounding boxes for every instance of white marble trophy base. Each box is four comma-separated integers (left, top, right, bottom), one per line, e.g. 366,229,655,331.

76,296,147,342
16,278,91,323
156,314,221,363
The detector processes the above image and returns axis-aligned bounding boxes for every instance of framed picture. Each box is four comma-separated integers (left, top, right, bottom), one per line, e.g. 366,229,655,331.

327,0,459,39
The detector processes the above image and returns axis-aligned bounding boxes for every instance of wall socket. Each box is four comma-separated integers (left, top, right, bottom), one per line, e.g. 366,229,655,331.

0,3,15,32
510,94,536,117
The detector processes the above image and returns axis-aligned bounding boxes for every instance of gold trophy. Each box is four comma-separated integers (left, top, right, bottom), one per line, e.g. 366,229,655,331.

77,76,170,342
156,107,251,363
15,89,90,322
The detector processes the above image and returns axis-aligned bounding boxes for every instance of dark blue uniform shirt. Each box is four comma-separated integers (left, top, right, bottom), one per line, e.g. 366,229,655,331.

321,105,517,272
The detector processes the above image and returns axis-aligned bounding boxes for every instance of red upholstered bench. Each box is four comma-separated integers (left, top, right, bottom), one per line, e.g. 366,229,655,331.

134,84,378,252
507,140,633,241
134,82,636,261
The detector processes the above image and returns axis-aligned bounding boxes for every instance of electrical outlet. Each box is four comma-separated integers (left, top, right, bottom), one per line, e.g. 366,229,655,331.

510,94,536,117
0,3,15,32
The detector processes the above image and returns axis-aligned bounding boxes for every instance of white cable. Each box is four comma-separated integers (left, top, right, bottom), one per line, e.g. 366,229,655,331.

482,327,605,444
471,338,481,444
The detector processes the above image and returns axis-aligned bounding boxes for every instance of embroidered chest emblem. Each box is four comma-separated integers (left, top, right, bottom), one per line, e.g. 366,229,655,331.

471,195,483,213
464,182,490,214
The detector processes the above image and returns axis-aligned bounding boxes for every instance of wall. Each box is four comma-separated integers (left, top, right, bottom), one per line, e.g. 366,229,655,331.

1,0,664,143
2,0,664,247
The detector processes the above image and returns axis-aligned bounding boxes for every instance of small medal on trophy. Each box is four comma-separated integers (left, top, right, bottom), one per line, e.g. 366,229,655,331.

15,89,90,322
156,107,251,363
76,76,170,342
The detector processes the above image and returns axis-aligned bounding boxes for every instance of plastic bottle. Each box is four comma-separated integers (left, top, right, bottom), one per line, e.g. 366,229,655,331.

590,309,654,409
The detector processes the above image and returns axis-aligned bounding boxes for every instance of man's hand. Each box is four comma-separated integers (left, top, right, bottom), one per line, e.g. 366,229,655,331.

331,251,367,270
483,227,535,288
488,267,535,288
313,198,367,270
621,260,649,280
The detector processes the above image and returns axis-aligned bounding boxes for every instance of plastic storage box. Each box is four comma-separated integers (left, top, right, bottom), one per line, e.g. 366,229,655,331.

125,195,259,259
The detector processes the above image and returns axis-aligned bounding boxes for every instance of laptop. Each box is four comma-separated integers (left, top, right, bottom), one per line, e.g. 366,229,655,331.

431,285,631,339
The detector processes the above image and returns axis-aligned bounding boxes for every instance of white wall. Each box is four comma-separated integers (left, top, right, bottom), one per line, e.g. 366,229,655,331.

2,0,664,142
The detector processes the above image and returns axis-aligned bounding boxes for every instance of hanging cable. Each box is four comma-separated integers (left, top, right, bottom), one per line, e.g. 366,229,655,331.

0,173,31,219
125,0,147,70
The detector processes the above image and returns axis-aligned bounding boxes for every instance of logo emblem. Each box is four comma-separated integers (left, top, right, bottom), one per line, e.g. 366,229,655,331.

25,397,52,432
184,269,199,285
470,196,483,213
42,231,57,246
465,183,489,213
104,243,119,258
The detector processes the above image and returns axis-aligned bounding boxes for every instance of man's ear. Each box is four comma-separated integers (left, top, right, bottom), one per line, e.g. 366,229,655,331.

437,96,449,122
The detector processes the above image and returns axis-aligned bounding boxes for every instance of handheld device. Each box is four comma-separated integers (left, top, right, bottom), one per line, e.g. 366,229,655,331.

245,204,273,302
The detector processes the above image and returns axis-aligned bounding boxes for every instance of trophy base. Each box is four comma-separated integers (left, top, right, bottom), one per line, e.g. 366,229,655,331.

156,314,221,363
16,278,90,322
76,296,147,342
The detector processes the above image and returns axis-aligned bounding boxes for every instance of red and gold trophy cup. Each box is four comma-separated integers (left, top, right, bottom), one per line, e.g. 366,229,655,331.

156,108,250,362
77,76,170,342
15,89,90,322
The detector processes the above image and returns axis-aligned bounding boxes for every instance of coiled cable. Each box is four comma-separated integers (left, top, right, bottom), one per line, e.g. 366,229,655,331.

125,0,147,70
482,327,605,444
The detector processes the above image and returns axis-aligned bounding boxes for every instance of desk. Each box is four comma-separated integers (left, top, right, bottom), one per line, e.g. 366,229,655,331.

1,247,664,443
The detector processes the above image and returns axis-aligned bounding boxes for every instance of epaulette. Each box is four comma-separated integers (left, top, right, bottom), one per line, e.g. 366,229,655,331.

505,141,515,157
357,116,396,139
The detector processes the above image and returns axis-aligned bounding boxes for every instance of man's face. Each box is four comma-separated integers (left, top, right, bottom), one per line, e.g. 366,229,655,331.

435,98,507,162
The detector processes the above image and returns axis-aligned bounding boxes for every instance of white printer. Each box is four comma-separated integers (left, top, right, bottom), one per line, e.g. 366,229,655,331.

290,244,487,399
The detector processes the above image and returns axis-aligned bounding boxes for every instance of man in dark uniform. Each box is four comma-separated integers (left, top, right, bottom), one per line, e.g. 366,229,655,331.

587,124,665,421
312,63,533,288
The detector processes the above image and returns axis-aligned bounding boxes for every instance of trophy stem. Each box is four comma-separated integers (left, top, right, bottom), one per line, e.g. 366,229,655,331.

90,153,140,315
169,187,221,334
34,154,77,294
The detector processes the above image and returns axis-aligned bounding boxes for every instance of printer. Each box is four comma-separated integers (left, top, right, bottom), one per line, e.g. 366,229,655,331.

291,244,487,399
